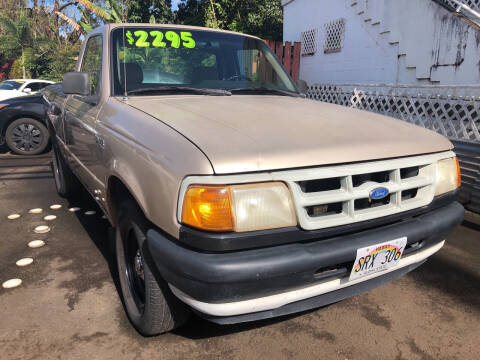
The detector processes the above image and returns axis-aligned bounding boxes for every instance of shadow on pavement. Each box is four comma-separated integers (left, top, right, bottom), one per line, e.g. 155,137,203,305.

65,186,123,302
0,151,53,181
172,309,318,340
409,249,480,312
0,143,9,154
462,220,480,231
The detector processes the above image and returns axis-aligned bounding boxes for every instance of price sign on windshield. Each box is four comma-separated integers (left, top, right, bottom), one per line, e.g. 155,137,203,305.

125,30,196,49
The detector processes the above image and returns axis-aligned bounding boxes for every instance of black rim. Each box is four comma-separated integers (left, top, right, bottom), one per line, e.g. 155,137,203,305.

11,123,43,152
124,228,146,311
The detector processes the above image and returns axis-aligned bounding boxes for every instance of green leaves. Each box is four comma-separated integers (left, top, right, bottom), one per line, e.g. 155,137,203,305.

77,0,113,22
127,0,174,24
175,0,283,40
0,16,17,35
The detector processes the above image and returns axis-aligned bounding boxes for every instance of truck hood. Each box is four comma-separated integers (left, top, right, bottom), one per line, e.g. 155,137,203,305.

127,95,452,174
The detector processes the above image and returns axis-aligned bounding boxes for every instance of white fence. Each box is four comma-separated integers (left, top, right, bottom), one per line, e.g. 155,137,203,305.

307,84,480,142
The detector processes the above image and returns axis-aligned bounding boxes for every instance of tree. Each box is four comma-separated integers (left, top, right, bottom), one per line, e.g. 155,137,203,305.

175,0,283,40
0,14,34,78
55,0,123,34
176,0,206,26
128,0,174,24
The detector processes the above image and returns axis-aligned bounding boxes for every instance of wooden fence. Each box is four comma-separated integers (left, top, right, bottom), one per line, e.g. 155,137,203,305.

266,40,301,82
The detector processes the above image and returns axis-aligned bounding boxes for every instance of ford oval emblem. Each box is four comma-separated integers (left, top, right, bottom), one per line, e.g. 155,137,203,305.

370,187,390,200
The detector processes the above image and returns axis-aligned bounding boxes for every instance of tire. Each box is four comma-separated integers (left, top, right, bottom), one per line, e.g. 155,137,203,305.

116,200,190,336
5,118,49,155
51,143,80,198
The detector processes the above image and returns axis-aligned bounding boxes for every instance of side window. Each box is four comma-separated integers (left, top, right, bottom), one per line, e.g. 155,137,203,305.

28,82,45,92
38,82,51,90
26,83,37,92
80,36,103,96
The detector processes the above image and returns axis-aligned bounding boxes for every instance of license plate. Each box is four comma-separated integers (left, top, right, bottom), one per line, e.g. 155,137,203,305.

349,237,407,281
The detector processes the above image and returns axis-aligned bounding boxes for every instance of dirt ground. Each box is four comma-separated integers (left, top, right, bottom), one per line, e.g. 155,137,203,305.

1,152,479,360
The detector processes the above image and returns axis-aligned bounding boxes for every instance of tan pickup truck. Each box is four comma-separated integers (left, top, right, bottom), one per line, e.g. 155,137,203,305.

45,24,464,336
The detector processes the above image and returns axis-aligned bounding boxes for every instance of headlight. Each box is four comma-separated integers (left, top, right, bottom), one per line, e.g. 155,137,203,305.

435,157,461,196
181,182,297,232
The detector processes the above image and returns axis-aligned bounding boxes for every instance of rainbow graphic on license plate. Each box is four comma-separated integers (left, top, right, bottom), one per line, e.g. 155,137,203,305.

349,237,407,281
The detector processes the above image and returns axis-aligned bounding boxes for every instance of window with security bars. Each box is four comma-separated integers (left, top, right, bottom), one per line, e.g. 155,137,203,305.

323,18,346,54
301,29,317,56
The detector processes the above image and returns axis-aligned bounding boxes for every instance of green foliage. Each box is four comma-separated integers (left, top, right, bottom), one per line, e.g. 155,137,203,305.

45,44,81,81
128,0,173,24
176,0,209,27
9,58,24,79
175,0,283,40
0,14,33,59
30,38,81,81
0,13,35,78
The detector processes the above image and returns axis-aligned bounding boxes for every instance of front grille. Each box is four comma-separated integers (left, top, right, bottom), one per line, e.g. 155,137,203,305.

271,153,447,230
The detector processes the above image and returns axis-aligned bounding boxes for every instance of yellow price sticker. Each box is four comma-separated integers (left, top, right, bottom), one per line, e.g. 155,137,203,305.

125,30,196,49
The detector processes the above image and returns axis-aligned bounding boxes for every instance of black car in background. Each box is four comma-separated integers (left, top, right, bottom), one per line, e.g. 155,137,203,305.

0,89,51,155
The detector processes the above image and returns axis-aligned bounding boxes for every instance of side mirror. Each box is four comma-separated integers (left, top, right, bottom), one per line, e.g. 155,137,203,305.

296,79,308,95
23,87,32,93
62,72,90,96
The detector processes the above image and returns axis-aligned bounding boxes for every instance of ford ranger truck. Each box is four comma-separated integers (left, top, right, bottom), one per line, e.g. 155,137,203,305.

44,24,464,336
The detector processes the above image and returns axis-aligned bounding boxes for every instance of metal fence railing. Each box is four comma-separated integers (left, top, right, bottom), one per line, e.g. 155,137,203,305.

433,0,480,28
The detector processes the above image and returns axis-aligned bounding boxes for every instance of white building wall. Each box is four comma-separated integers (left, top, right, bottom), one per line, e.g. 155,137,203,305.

282,0,480,86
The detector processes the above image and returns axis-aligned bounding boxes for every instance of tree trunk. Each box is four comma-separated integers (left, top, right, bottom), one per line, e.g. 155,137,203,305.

209,0,217,24
22,48,26,79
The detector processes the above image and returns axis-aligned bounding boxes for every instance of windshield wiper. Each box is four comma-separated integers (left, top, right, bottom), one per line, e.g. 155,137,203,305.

127,86,231,96
230,87,302,97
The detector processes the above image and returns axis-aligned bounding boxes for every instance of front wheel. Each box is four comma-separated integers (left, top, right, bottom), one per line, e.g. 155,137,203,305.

5,118,49,155
116,200,190,336
51,143,80,198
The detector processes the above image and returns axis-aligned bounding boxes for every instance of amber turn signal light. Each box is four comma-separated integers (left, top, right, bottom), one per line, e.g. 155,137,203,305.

181,185,234,232
455,157,461,188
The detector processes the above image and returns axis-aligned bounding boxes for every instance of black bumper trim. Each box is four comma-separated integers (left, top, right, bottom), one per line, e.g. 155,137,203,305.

146,201,464,304
198,260,425,325
179,191,459,252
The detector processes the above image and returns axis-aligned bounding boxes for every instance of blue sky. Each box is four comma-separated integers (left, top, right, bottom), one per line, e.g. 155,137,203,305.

171,0,182,10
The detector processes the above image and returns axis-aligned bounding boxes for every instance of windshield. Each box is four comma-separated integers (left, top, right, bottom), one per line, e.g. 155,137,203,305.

111,27,298,96
0,80,23,91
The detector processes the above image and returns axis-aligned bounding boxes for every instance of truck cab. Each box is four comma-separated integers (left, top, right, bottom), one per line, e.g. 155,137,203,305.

45,24,464,336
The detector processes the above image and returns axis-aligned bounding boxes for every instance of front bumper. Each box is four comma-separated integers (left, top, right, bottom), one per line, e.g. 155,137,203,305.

146,201,464,323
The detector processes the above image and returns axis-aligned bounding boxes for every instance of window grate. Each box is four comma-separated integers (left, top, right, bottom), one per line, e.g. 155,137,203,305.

324,18,346,54
301,29,317,56
442,0,480,12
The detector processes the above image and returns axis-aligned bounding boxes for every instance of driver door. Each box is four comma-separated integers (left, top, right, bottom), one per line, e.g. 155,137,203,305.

64,35,104,194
